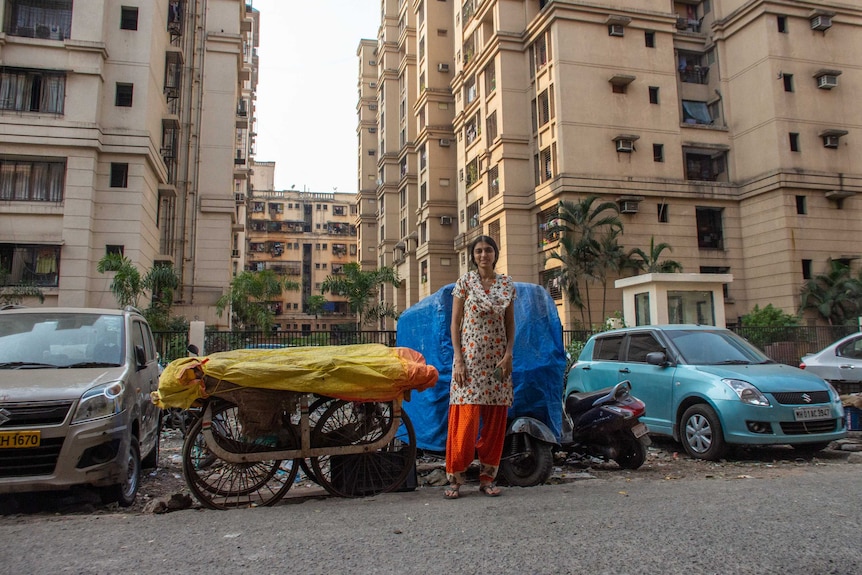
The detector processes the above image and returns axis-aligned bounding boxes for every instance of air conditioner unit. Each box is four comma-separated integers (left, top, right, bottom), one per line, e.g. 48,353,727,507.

609,24,625,37
439,138,451,147
619,200,639,214
616,139,634,153
824,135,840,148
369,82,377,88
440,215,453,225
817,74,838,89
437,63,450,72
810,15,832,31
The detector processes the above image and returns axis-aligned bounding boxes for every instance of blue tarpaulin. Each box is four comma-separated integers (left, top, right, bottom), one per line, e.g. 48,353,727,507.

396,282,566,452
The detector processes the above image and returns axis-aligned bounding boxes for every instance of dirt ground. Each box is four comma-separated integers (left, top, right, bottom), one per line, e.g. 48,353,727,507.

1,426,858,517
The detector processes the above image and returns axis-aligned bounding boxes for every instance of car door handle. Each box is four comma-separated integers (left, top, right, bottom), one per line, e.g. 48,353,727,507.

840,365,854,369
619,368,630,374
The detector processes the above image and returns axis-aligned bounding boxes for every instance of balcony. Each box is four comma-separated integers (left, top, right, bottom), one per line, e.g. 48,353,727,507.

4,0,71,40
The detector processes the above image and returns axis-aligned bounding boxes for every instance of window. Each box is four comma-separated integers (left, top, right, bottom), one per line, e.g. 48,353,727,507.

106,245,124,256
488,165,499,198
332,205,345,216
796,195,807,215
657,202,669,222
802,259,812,280
678,52,709,84
789,132,800,152
682,100,711,125
0,244,61,287
484,61,496,93
653,144,664,163
645,31,655,48
684,149,726,181
0,67,66,113
465,113,480,145
783,73,794,92
649,86,659,104
121,6,139,30
466,198,482,229
115,83,134,107
627,333,663,363
110,163,129,188
696,206,724,249
465,157,479,187
486,111,497,141
4,0,72,40
0,156,65,201
541,268,562,300
635,293,650,326
464,75,477,104
594,335,624,361
777,15,788,33
537,89,550,126
540,146,553,182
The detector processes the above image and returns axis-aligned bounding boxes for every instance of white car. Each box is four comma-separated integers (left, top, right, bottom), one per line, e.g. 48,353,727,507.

800,332,862,394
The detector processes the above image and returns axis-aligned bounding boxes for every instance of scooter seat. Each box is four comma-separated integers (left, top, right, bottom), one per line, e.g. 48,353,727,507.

565,388,614,416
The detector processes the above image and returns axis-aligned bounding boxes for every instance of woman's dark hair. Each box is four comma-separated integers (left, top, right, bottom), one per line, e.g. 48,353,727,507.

469,235,499,267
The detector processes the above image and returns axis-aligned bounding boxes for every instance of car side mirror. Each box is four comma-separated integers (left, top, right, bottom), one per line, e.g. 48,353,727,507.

646,351,668,366
135,345,147,370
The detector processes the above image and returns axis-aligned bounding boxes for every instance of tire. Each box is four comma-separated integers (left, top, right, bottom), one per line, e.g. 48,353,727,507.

499,432,554,487
614,433,647,470
680,404,727,461
101,439,141,507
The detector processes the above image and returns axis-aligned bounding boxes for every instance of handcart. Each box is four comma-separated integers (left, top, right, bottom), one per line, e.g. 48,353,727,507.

154,344,438,510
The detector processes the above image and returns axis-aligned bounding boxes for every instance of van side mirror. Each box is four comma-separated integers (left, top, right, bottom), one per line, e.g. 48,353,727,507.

646,351,668,366
135,345,147,370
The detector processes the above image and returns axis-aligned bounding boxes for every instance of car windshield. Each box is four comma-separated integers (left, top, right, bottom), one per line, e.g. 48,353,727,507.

663,329,772,366
0,313,123,368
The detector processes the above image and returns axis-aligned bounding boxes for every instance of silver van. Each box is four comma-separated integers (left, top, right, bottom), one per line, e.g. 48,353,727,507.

0,306,161,506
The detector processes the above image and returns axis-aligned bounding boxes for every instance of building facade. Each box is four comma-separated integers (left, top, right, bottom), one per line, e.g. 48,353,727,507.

0,0,258,328
359,0,862,328
247,162,358,332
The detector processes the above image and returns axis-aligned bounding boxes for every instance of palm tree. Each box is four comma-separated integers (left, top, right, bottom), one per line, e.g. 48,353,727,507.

799,259,859,325
594,229,642,323
550,196,622,327
546,234,587,326
97,253,179,310
320,262,401,328
215,269,299,331
630,236,683,273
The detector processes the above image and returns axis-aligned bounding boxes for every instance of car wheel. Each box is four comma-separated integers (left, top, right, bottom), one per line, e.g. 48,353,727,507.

680,404,726,461
141,421,161,469
101,439,141,507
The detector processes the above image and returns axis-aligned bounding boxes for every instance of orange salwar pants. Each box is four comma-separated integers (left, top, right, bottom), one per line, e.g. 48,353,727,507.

446,404,509,485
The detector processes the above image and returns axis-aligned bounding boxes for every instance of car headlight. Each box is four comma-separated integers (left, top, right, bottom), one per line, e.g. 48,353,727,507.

71,382,124,423
722,378,770,406
823,381,840,401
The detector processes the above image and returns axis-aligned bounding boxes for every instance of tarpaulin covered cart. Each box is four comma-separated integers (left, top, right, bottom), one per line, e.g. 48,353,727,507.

153,344,438,509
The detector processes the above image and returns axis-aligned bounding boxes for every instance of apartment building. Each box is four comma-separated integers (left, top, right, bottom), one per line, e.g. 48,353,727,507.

360,0,862,328
0,0,258,328
247,162,358,332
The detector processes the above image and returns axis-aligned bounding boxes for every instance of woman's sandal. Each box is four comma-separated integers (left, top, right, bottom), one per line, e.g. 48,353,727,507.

479,483,501,497
443,484,461,499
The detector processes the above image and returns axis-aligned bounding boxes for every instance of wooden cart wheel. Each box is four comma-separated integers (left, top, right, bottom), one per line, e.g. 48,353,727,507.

309,400,416,498
182,400,299,510
295,395,337,486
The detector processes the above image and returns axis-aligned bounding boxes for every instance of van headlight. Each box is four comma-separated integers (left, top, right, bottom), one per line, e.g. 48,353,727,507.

71,382,124,423
722,379,770,406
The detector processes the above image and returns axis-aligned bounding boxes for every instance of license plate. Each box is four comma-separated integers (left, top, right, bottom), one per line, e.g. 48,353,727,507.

0,430,41,449
631,422,649,438
794,406,831,421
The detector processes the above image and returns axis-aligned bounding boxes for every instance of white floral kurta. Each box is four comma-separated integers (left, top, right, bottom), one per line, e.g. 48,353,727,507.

451,271,516,406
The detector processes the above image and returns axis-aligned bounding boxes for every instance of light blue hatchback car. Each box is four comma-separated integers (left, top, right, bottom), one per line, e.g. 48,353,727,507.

565,325,847,460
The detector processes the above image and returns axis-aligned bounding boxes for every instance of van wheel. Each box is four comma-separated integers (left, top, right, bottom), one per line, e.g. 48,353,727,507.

101,440,141,507
680,404,726,461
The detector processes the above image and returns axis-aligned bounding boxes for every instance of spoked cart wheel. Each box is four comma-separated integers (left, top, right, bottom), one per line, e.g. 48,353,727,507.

309,400,416,498
182,400,299,510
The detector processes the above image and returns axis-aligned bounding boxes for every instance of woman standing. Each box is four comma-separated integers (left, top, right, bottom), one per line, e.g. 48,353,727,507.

445,235,516,498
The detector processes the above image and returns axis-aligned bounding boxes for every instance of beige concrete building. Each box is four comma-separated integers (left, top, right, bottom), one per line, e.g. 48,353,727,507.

247,162,357,332
360,0,862,329
0,0,258,328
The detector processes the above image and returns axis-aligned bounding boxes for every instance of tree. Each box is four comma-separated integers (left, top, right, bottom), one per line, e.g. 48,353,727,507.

799,259,860,325
320,262,401,328
0,267,45,307
740,304,799,327
549,196,623,328
215,269,299,331
306,294,328,318
630,236,683,273
97,253,179,311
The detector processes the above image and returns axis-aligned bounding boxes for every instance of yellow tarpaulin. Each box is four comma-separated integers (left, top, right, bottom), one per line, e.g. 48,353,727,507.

153,343,439,409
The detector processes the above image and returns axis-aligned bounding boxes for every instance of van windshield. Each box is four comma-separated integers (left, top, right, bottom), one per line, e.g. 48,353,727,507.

0,313,123,368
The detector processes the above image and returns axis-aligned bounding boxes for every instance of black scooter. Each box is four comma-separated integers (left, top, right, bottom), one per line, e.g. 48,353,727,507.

499,380,650,486
561,380,650,469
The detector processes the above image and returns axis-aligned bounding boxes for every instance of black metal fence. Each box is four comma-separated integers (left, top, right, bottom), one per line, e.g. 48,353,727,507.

154,325,860,367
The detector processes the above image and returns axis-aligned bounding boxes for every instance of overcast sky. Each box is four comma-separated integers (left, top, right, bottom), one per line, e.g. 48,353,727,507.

250,0,379,195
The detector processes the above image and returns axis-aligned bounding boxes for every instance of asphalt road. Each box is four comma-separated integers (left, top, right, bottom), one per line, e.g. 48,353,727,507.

1,464,859,575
